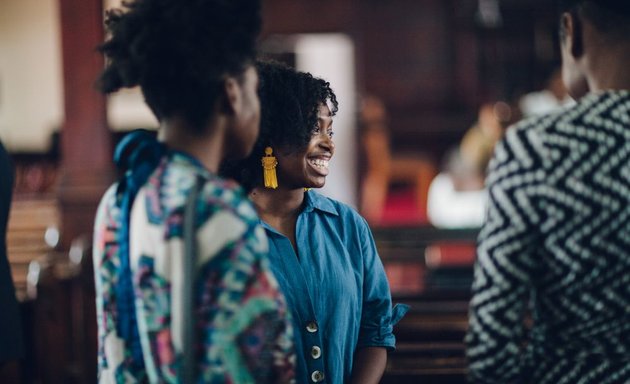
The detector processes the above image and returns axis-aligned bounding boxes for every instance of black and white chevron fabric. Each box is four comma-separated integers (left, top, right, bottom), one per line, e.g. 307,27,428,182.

466,91,630,384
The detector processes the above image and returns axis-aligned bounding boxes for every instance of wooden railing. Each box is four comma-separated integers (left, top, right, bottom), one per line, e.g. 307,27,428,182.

6,197,60,301
6,235,96,384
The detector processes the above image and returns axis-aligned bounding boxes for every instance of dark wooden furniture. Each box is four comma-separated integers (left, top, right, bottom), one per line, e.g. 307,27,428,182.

4,194,96,384
374,225,479,383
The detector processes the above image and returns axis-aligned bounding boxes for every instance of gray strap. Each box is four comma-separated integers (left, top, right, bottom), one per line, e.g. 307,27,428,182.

181,176,202,383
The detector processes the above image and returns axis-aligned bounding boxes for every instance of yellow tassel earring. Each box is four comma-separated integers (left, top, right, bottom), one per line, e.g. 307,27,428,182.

262,147,278,189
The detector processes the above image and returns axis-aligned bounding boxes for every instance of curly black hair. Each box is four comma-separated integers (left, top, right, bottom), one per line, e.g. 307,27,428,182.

97,0,261,133
221,60,339,191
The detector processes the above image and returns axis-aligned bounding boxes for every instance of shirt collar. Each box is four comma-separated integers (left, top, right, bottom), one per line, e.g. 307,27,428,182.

169,150,212,179
303,190,339,216
259,190,338,236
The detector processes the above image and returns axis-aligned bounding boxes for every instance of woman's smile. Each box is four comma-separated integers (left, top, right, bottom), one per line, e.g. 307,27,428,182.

307,155,331,175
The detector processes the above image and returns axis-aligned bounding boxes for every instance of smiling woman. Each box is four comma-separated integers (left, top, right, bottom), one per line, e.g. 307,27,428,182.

221,60,408,384
273,104,334,189
223,60,339,192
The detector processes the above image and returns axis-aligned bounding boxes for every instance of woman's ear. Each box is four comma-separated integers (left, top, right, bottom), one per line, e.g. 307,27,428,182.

220,76,242,115
562,11,583,58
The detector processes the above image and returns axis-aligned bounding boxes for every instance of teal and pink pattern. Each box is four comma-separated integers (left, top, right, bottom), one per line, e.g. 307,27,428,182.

93,151,295,383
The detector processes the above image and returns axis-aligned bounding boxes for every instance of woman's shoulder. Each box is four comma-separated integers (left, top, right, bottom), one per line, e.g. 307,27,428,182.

195,177,267,259
95,183,121,223
161,152,257,222
309,191,368,227
200,175,259,224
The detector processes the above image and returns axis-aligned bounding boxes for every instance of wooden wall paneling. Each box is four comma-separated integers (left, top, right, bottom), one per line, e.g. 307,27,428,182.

450,0,481,107
357,0,476,161
262,0,359,35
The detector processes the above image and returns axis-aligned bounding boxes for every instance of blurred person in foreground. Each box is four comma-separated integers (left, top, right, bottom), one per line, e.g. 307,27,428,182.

0,141,23,372
519,68,574,118
466,1,630,383
92,1,294,382
427,101,511,228
222,60,408,384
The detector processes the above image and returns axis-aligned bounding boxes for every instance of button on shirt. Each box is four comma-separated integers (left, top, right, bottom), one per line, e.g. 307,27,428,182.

262,191,408,383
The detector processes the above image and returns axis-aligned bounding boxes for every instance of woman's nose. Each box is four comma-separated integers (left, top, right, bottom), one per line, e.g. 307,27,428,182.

320,135,334,152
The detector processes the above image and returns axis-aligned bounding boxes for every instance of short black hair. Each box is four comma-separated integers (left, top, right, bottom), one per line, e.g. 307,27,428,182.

221,60,339,191
558,0,630,39
97,0,261,133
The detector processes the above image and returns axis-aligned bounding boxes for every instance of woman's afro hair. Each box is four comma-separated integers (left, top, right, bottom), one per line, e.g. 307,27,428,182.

221,60,338,191
97,0,261,132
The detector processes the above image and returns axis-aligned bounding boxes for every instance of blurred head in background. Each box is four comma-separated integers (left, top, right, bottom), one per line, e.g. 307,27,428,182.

558,0,630,99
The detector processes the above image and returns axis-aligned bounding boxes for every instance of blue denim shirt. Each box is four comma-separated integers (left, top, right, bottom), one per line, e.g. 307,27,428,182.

261,191,408,383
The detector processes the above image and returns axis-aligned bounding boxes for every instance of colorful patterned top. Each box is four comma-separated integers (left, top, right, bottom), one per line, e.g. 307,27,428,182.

93,150,295,383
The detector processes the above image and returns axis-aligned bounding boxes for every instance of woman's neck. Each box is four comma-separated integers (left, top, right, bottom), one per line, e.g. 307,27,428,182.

250,187,305,219
250,187,305,251
158,116,225,173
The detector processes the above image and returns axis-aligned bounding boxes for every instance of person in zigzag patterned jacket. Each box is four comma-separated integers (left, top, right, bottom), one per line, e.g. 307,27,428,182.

465,1,630,383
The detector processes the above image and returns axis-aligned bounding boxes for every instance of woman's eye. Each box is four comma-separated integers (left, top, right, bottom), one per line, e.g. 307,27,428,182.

312,127,333,139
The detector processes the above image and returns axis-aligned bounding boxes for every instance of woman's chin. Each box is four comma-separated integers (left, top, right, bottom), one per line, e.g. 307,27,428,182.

308,178,327,189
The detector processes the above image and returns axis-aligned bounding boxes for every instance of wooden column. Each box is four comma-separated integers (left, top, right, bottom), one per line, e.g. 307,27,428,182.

57,0,114,249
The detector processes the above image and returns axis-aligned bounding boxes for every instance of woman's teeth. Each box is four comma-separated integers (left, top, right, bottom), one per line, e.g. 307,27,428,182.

311,159,329,169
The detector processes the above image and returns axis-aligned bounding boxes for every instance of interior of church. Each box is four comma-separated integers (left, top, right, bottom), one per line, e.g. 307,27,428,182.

1,0,568,382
